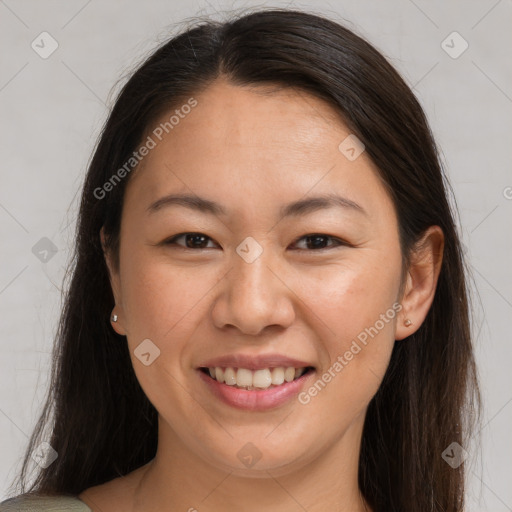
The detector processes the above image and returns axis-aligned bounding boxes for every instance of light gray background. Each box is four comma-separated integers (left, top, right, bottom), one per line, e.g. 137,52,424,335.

0,0,511,509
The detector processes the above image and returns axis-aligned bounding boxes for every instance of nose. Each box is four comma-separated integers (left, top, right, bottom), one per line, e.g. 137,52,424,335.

211,247,296,337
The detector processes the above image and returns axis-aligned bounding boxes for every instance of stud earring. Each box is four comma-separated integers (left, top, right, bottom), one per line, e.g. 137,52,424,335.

111,312,118,323
404,318,412,327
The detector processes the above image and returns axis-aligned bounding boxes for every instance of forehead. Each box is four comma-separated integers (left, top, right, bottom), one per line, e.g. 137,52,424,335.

179,79,347,153
123,79,391,222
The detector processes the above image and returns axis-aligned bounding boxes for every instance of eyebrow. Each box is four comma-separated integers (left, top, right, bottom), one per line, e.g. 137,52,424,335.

146,192,367,218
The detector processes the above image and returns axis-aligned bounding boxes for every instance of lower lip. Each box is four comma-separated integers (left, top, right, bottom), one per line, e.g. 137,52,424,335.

197,369,314,411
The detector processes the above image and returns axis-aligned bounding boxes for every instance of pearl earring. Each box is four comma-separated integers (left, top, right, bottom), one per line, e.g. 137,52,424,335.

404,318,412,327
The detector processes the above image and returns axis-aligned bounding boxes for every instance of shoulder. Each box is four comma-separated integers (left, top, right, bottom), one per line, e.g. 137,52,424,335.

78,462,152,511
0,494,92,511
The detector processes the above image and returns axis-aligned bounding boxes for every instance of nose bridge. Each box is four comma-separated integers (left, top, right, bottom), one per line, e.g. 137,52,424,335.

233,240,274,300
212,236,295,335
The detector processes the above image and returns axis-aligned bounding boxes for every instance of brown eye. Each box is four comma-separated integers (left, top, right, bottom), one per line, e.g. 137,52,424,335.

292,234,345,251
163,232,347,251
164,232,218,249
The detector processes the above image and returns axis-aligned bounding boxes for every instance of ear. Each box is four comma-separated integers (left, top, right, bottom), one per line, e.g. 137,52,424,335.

100,227,127,336
395,226,444,340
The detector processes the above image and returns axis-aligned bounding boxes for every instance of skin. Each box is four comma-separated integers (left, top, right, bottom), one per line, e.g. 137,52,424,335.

78,78,444,512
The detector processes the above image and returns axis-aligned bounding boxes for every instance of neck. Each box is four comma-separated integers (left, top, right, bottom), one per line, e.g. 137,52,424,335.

133,413,372,512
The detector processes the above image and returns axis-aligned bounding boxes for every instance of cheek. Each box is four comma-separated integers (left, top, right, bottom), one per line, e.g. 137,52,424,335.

296,254,400,404
297,253,401,342
117,252,217,410
119,248,222,350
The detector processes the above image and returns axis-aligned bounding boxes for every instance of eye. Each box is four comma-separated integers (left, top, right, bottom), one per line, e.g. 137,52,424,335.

291,233,346,251
163,232,347,251
164,232,218,249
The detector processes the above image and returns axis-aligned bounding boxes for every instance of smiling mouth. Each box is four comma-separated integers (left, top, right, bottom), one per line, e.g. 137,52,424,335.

199,366,315,390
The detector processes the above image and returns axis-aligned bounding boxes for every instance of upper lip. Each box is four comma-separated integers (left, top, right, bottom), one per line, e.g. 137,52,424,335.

197,354,314,371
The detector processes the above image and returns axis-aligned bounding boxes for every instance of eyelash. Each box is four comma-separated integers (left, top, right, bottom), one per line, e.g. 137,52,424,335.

163,232,348,252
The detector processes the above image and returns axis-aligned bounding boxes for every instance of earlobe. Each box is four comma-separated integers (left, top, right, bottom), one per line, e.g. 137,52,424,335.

110,306,127,336
395,226,444,341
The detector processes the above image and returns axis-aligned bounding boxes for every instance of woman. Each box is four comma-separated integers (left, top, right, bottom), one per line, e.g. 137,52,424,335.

1,7,481,512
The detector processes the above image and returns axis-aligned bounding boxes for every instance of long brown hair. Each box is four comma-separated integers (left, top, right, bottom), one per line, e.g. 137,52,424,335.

7,8,481,511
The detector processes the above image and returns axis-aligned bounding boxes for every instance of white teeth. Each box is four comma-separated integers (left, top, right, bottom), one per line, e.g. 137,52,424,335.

215,367,224,384
284,367,296,382
236,368,253,387
253,369,272,388
224,367,236,386
205,366,309,389
271,367,285,385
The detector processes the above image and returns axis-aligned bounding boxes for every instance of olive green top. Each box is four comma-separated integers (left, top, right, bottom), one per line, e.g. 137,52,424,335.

0,494,92,511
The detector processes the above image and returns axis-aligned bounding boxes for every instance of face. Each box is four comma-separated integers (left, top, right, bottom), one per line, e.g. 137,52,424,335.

104,79,408,476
